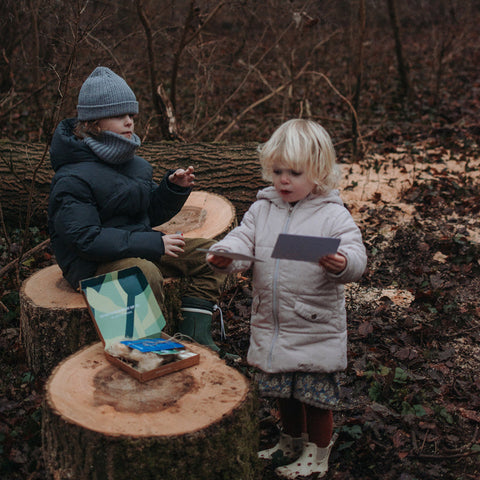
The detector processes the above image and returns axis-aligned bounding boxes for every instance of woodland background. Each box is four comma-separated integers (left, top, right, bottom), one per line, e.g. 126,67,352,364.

1,1,479,479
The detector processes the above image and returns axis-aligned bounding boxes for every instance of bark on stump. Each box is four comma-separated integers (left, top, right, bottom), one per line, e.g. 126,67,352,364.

42,342,259,480
20,264,96,377
20,191,236,377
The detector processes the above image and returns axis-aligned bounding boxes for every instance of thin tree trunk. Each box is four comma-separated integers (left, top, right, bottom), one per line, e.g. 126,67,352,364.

135,0,181,141
351,0,366,159
386,0,410,97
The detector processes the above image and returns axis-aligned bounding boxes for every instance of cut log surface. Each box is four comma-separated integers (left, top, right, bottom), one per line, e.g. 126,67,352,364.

1,140,265,226
155,190,236,238
42,342,259,480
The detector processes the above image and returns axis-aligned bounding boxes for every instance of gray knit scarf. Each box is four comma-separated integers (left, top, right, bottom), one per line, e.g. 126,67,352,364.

84,130,141,165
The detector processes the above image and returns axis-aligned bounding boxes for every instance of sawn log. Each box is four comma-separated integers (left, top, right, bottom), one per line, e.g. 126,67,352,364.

0,140,267,226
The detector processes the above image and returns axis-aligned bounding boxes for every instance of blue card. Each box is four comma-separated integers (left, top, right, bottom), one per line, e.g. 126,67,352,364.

121,339,185,352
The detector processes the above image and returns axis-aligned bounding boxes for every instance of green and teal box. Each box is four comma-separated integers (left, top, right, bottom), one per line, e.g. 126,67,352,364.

80,266,199,382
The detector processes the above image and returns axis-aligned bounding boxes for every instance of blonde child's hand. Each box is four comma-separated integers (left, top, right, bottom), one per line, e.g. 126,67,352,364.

162,233,185,257
169,166,195,188
319,253,347,274
207,253,233,269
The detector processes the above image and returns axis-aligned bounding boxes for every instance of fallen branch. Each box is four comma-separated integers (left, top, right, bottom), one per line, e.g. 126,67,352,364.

0,238,51,279
415,450,480,460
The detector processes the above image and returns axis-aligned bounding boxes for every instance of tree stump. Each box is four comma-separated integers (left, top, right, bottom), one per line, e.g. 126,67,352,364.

20,264,96,377
42,342,259,480
20,191,236,377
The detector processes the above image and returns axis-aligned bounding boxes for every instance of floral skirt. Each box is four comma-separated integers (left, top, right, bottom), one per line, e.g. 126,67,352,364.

255,371,341,410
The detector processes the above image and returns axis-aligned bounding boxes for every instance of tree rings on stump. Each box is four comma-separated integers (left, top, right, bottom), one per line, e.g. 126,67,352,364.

42,342,259,480
154,190,237,238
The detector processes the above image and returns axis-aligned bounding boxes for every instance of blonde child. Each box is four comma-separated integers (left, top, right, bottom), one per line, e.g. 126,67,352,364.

206,119,367,478
48,66,225,351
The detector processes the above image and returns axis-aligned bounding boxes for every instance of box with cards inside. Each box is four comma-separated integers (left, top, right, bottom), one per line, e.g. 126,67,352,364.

80,266,199,382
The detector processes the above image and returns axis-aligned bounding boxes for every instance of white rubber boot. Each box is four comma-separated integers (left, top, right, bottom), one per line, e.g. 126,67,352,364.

258,432,307,465
274,433,338,479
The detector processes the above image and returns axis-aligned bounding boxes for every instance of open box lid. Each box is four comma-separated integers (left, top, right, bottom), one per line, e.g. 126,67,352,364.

80,266,166,348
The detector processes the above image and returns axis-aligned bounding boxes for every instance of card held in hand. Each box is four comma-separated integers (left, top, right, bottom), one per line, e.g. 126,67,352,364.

271,234,340,262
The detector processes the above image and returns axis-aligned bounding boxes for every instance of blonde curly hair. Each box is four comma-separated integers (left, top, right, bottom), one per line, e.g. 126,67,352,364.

259,119,341,195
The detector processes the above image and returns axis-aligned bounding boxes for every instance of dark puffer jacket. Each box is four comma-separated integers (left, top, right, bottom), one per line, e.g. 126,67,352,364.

48,118,190,289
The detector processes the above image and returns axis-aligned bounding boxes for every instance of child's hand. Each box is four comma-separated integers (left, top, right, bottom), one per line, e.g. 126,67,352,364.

169,166,195,188
319,253,346,274
207,253,233,269
162,233,185,257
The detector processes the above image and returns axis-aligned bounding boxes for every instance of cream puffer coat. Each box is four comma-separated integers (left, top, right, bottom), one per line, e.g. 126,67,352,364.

210,186,367,374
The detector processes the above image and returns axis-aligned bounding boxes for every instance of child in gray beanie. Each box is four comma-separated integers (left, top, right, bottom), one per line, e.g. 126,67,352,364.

48,66,230,354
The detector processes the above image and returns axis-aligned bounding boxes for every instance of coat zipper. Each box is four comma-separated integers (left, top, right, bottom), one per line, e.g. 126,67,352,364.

267,203,294,370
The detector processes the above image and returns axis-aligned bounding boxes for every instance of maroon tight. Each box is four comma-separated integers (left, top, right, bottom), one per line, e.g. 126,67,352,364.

278,398,333,448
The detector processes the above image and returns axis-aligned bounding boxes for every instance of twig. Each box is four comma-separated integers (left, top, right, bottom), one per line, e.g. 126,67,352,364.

0,201,9,251
194,23,294,137
415,450,480,460
171,1,226,110
413,425,479,460
85,33,123,72
0,80,54,119
226,286,240,310
307,70,367,154
0,238,51,279
214,61,310,142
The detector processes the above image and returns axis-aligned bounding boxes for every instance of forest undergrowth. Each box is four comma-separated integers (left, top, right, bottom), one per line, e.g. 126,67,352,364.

1,1,480,478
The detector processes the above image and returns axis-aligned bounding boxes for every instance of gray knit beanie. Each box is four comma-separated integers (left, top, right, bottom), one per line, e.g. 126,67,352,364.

77,67,139,121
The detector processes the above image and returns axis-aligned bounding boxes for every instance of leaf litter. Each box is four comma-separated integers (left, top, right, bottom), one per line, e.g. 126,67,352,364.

1,141,479,479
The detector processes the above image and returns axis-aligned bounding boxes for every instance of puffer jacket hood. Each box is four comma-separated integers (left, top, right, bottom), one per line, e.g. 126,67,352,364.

50,118,97,171
209,186,367,374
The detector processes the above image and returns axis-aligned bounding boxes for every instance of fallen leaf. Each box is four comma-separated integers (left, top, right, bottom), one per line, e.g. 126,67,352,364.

459,408,480,423
358,321,373,337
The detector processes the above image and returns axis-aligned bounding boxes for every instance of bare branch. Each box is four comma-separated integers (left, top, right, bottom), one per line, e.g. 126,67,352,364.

170,1,226,110
195,22,295,138
0,238,51,279
214,61,311,142
0,80,54,119
85,33,123,72
307,70,367,155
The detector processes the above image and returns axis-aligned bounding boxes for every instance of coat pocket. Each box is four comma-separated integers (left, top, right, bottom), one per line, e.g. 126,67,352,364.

294,300,332,324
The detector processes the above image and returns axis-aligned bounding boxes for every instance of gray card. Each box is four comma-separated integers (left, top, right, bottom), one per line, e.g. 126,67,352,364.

271,234,340,262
